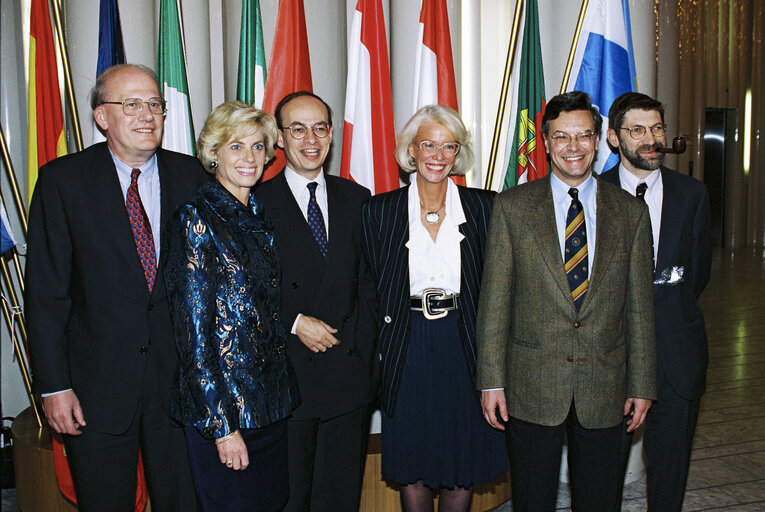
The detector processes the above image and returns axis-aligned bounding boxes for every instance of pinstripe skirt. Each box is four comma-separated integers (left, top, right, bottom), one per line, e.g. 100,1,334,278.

381,312,507,488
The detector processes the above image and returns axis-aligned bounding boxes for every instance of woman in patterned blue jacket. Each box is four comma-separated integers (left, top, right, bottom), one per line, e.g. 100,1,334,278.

164,101,300,512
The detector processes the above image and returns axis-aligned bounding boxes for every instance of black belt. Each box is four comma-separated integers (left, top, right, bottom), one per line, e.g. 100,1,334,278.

410,289,459,320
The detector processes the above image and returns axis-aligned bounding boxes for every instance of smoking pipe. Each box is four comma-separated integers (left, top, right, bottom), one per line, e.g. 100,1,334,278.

658,136,686,154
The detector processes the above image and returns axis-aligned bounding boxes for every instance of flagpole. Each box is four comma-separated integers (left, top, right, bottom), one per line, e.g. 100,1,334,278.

0,126,28,233
0,259,41,427
483,0,524,190
50,0,83,151
559,0,590,93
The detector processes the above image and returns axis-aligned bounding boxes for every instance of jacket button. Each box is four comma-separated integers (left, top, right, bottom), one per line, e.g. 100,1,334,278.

343,315,350,323
139,346,148,354
574,321,582,328
271,278,278,288
346,349,354,356
291,282,299,289
567,355,573,362
147,304,154,312
308,355,313,362
384,316,392,324
272,312,279,321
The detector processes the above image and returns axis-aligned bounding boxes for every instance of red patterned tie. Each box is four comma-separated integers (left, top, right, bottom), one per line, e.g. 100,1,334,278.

126,168,157,291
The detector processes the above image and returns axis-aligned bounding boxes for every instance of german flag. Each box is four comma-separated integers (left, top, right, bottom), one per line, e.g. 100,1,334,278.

28,0,67,204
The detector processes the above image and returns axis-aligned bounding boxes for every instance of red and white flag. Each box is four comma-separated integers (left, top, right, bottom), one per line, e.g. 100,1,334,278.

340,0,398,194
412,0,464,185
261,0,313,182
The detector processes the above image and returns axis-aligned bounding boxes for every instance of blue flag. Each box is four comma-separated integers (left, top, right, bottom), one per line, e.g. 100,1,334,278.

1,201,17,255
97,0,125,75
566,0,636,175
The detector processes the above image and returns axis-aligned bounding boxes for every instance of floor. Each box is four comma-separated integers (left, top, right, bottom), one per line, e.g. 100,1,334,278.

3,248,765,511
496,247,765,511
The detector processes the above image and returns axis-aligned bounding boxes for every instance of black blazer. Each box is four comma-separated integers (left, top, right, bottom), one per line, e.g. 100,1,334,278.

26,142,209,433
600,164,712,399
253,171,377,420
361,185,496,416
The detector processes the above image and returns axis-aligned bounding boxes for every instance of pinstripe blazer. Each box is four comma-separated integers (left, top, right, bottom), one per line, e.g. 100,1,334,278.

361,185,495,416
476,175,657,429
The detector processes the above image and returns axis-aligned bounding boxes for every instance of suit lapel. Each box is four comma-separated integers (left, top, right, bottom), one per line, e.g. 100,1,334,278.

582,183,617,310
655,167,680,273
88,145,148,291
528,182,575,307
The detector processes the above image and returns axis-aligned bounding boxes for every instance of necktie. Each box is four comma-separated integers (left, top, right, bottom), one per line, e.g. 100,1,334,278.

635,182,656,269
306,182,328,260
565,188,588,310
126,168,157,291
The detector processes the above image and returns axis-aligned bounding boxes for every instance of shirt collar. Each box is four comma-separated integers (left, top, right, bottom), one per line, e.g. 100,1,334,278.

285,166,327,191
407,178,466,227
618,163,661,195
108,148,158,179
550,171,595,204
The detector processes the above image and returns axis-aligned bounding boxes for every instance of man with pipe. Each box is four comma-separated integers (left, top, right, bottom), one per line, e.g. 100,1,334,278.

601,92,712,511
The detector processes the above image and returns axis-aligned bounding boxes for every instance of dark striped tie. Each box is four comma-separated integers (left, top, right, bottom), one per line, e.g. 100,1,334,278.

565,188,588,310
307,182,328,260
636,182,655,269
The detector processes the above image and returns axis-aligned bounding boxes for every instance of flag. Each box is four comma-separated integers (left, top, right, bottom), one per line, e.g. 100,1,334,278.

566,0,637,175
339,0,398,195
0,201,17,255
412,0,464,185
92,0,126,144
500,0,547,190
158,0,195,155
27,0,67,204
236,0,267,108
261,0,313,182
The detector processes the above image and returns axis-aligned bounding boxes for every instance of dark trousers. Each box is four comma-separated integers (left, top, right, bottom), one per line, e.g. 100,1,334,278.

63,364,196,512
185,421,289,512
642,374,700,512
284,405,371,512
506,403,623,512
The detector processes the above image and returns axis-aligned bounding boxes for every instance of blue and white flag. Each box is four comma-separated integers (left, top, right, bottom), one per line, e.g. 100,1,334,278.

566,0,636,175
1,201,17,255
92,0,125,145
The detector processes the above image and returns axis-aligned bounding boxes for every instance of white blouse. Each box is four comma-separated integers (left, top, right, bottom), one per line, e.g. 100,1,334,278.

406,178,465,295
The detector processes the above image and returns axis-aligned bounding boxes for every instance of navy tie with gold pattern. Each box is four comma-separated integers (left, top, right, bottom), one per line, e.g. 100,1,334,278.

127,168,157,291
565,188,588,310
306,182,328,260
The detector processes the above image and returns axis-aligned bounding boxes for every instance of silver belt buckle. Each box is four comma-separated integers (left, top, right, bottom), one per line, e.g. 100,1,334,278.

422,288,448,320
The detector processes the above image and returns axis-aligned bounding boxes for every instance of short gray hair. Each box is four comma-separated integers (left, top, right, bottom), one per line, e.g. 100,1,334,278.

394,105,474,175
89,64,160,110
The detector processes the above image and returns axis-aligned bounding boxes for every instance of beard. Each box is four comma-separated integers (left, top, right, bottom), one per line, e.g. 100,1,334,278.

620,140,665,171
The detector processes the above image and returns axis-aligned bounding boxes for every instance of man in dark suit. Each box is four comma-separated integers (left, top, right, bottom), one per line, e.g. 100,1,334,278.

602,92,712,511
26,64,207,511
253,91,376,512
477,91,657,511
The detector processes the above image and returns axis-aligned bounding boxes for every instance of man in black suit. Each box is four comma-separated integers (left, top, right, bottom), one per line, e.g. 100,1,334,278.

26,64,207,511
601,92,712,511
253,91,377,512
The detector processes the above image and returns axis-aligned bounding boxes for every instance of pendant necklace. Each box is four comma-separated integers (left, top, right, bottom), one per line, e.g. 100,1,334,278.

421,200,445,224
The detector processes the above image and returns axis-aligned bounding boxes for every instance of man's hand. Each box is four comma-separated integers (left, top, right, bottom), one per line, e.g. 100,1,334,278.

43,390,86,435
623,397,652,432
295,315,339,353
481,389,508,431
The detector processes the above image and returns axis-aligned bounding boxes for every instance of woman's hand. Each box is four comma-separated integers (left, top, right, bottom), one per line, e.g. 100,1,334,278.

215,430,249,470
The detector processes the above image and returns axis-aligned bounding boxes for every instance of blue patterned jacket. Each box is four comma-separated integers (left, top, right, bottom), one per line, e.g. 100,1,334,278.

164,180,300,439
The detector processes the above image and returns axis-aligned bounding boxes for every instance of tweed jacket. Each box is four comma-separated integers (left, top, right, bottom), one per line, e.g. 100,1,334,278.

476,175,657,429
600,165,711,400
164,180,300,439
361,185,496,416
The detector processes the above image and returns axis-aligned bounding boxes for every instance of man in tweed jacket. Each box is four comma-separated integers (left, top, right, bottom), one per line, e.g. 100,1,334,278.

476,92,657,512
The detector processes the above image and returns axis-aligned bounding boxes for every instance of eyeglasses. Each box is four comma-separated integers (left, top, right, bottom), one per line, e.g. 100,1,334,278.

620,123,667,140
412,140,461,158
549,131,597,148
280,122,331,140
99,97,167,116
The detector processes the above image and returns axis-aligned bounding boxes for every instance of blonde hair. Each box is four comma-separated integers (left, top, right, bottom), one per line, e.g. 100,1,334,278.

394,105,474,175
197,101,278,173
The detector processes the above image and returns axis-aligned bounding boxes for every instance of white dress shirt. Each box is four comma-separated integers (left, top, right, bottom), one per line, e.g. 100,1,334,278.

284,166,330,241
406,178,465,295
617,164,662,261
550,172,597,276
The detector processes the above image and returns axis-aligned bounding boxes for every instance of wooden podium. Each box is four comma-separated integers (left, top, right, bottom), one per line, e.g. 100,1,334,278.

13,406,509,511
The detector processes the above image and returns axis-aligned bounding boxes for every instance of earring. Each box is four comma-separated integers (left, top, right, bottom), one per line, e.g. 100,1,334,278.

210,160,217,170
